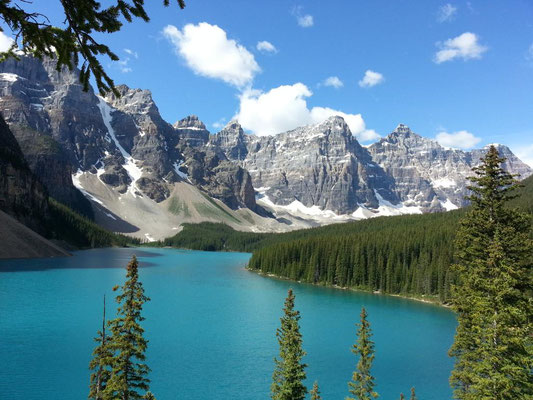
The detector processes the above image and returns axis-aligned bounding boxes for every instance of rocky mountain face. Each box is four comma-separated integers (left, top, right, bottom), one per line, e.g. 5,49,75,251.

0,115,49,233
211,117,399,214
367,124,532,212
0,56,256,212
0,55,531,239
0,56,95,217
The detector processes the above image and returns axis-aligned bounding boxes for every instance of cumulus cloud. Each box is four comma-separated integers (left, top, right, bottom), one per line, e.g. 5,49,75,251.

358,70,385,88
235,83,379,141
514,143,533,168
322,76,343,89
435,130,481,149
256,40,277,53
434,32,487,63
292,6,314,27
309,107,380,142
0,31,14,52
297,15,314,27
163,23,260,88
437,4,458,22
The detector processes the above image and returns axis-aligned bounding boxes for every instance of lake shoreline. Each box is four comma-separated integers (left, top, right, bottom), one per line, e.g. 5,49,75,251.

247,268,452,309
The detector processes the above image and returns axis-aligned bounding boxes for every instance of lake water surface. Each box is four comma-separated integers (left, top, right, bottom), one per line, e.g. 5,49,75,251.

0,248,456,399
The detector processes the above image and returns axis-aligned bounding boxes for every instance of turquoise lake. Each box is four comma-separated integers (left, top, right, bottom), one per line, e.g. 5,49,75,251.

0,248,456,399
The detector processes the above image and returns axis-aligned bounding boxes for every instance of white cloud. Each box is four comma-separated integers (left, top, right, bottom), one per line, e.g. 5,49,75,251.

0,31,14,52
434,32,487,63
124,48,138,59
514,144,533,168
309,107,380,142
236,84,312,136
437,4,458,23
163,23,260,88
323,76,343,89
292,6,314,27
256,40,277,53
116,58,132,73
435,130,481,149
297,15,314,28
358,70,385,88
235,83,379,142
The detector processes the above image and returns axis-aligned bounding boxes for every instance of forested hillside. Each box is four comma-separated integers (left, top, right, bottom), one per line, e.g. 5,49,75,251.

247,175,532,302
248,211,461,302
46,199,140,249
160,176,532,303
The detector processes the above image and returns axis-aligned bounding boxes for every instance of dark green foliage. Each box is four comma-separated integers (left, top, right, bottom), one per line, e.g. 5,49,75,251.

46,198,140,248
0,0,185,95
508,175,533,217
347,307,378,400
310,381,322,400
158,175,533,303
156,222,272,252
105,256,152,399
248,211,463,302
449,146,533,399
89,295,113,400
409,387,417,400
271,289,307,400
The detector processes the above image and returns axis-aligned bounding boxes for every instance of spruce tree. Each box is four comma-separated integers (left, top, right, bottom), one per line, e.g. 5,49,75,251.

89,295,113,400
310,381,322,400
347,307,378,400
449,146,533,399
105,255,152,400
409,387,417,400
271,288,307,400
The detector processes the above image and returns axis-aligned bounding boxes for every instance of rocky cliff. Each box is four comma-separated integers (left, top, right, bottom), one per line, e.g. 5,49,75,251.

1,56,531,239
212,117,399,214
368,124,532,211
0,115,48,233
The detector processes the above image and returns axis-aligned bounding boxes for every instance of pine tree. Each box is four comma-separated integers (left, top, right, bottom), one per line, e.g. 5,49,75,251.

271,288,307,400
347,307,378,400
409,387,417,400
104,255,152,400
399,394,405,400
89,294,113,400
310,381,322,400
449,146,533,399
0,1,186,95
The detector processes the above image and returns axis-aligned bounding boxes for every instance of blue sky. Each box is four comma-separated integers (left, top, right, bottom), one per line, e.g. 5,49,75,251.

2,1,533,164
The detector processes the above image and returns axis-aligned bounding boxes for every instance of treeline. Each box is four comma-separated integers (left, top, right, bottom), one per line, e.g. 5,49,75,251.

247,175,532,302
155,222,271,252
46,198,140,249
157,176,532,303
249,211,461,302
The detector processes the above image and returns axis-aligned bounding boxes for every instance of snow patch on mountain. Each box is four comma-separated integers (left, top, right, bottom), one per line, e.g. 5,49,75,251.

432,177,457,188
97,97,143,196
173,160,190,182
72,170,104,205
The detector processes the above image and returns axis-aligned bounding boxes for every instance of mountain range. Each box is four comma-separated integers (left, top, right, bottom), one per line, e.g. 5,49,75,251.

0,55,531,241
